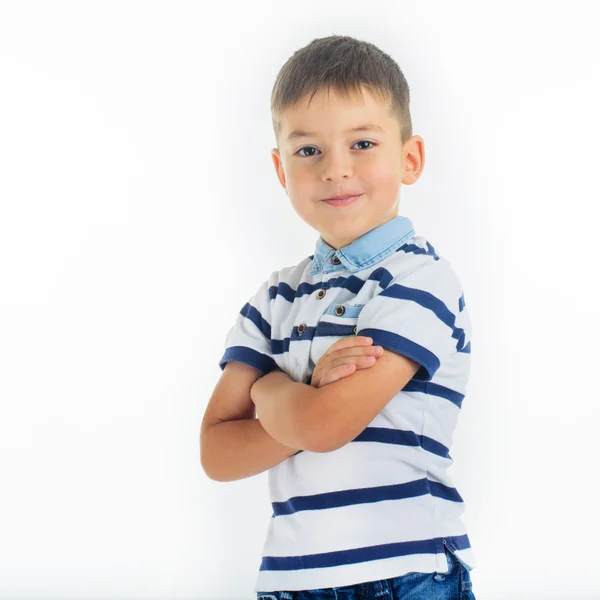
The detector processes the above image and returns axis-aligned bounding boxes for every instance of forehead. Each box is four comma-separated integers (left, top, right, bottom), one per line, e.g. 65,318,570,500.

280,86,394,141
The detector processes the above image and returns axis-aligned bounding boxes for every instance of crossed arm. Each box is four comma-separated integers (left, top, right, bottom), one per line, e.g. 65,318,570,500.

250,369,320,452
250,349,421,453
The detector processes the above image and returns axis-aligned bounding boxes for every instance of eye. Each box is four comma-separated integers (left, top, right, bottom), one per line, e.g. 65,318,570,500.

295,140,377,157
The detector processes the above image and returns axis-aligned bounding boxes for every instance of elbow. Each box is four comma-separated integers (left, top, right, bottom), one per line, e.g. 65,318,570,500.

200,452,230,482
301,430,326,453
201,462,219,481
303,431,342,454
200,427,226,482
200,448,219,481
307,431,343,453
307,438,335,454
203,469,228,483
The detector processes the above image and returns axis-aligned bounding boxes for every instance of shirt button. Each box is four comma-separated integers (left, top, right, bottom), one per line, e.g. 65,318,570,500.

316,289,326,299
297,323,306,335
353,326,357,334
335,305,345,316
332,256,341,265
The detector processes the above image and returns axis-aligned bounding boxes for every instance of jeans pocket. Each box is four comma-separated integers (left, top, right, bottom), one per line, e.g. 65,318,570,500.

460,583,476,600
459,559,476,599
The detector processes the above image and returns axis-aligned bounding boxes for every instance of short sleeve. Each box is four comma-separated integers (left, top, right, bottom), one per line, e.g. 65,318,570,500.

356,259,469,382
218,274,279,377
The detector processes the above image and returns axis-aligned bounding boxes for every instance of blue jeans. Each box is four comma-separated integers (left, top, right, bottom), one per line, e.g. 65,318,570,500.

257,544,476,599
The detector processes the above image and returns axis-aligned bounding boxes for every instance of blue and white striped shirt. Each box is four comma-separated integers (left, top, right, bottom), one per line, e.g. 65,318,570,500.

218,215,476,593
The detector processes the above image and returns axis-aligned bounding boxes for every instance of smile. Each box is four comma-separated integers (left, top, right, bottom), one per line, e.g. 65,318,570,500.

322,194,362,207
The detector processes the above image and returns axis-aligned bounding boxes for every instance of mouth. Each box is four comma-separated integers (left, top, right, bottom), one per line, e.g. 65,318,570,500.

321,194,362,207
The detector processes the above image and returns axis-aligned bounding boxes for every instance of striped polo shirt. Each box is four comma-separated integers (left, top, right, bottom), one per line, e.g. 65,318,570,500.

218,214,476,593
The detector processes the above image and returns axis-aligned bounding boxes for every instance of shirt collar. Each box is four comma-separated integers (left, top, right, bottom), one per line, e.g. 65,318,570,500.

308,215,416,276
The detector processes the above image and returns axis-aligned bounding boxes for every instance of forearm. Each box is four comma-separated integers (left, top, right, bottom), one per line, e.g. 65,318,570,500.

201,417,300,482
251,370,320,451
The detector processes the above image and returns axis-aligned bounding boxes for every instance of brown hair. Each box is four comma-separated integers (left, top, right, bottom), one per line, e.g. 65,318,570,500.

271,35,412,148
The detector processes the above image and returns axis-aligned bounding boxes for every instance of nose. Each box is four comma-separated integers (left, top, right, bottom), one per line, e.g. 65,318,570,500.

321,149,353,181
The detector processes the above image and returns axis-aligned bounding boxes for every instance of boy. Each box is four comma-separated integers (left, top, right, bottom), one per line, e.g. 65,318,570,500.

200,35,477,600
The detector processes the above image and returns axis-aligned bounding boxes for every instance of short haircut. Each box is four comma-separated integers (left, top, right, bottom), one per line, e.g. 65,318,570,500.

271,35,412,148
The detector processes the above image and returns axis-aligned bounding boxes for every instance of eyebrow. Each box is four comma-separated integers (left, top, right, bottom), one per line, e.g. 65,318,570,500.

286,123,384,142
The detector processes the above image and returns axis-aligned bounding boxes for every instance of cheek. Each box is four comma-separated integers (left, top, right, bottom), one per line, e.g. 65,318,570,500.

284,165,312,191
362,159,397,181
364,162,402,194
286,169,322,207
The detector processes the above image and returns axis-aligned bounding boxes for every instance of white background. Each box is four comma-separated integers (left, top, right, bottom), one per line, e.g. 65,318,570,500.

1,2,598,599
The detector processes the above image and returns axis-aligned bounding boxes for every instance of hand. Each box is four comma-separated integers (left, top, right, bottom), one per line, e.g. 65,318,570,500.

310,336,383,389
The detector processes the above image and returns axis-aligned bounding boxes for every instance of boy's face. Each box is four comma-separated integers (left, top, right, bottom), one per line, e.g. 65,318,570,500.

271,86,424,250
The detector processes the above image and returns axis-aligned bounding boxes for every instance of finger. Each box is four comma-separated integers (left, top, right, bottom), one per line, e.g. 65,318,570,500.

329,355,377,370
329,345,383,360
325,335,373,356
318,347,381,376
319,364,356,387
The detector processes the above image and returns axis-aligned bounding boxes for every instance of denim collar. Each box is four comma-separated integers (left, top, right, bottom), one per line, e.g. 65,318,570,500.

308,215,416,276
